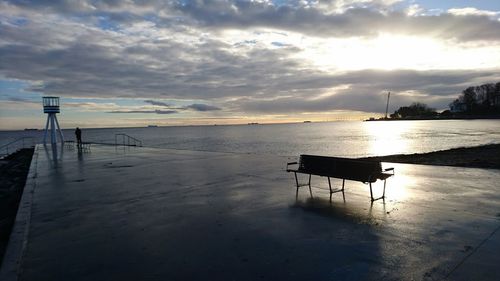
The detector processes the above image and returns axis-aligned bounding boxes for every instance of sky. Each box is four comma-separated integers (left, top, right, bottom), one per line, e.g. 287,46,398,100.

1,0,500,129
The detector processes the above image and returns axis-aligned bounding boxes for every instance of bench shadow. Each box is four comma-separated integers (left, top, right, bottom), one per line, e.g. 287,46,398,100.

291,195,387,225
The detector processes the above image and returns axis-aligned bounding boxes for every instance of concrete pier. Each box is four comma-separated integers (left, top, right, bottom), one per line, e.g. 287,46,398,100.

2,144,500,280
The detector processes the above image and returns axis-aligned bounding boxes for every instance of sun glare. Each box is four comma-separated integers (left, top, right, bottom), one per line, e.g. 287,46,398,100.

363,121,416,156
222,29,500,72
297,34,500,71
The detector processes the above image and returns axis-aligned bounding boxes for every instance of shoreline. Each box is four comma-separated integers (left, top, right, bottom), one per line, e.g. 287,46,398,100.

3,117,500,132
0,148,34,265
360,143,500,170
365,116,500,122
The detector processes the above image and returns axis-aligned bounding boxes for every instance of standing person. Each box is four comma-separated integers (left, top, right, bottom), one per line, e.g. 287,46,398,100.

75,127,82,147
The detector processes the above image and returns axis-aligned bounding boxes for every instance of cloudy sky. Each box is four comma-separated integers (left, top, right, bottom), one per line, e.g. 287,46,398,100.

1,0,500,129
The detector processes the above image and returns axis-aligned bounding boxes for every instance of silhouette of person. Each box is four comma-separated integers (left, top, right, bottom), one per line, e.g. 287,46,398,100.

75,127,82,147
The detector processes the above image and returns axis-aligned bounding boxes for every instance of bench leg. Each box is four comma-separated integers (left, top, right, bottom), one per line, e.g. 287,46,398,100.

308,174,312,198
328,177,332,193
370,182,386,202
294,172,313,198
328,178,346,204
328,178,347,202
383,179,387,198
294,172,300,197
329,178,346,194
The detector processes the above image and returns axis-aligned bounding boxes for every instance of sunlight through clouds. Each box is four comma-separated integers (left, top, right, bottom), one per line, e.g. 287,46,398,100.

297,34,500,71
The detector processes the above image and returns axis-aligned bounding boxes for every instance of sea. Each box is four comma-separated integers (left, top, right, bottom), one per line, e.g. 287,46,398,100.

1,120,500,158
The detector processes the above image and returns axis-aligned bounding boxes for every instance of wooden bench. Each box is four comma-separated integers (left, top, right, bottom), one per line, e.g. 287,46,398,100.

286,155,394,201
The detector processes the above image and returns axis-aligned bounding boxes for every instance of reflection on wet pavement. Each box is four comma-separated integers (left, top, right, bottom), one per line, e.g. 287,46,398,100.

3,144,499,281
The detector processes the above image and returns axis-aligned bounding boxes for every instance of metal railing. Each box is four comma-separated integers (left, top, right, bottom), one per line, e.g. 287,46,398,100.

114,134,142,147
0,137,36,158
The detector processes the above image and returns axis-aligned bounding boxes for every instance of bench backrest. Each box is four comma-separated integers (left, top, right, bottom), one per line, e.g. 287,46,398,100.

298,154,382,182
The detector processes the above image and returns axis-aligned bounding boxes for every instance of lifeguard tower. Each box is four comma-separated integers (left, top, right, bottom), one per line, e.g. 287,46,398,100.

43,96,65,145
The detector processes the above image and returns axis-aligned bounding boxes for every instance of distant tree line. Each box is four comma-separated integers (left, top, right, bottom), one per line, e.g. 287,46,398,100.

389,82,500,119
390,102,437,119
448,82,500,115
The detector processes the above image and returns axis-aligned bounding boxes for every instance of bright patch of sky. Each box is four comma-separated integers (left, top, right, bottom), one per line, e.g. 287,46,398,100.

413,0,500,11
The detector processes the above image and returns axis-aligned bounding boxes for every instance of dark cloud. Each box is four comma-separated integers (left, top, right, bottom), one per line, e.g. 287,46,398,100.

173,2,500,42
108,109,178,114
0,20,310,100
237,69,500,113
184,103,221,111
144,100,170,107
8,96,30,102
4,0,500,41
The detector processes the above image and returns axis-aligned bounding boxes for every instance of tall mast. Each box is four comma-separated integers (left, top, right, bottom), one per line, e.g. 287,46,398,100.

384,92,391,119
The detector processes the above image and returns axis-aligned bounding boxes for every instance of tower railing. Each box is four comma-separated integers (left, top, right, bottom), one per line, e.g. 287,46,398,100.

42,96,64,144
114,134,143,147
0,137,36,158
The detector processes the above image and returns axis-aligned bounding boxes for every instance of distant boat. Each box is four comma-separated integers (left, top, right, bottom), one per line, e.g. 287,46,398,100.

303,121,312,123
247,122,259,125
24,128,38,131
147,125,158,128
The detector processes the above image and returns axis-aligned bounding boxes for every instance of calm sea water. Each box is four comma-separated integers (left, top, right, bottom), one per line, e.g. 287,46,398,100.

1,120,500,157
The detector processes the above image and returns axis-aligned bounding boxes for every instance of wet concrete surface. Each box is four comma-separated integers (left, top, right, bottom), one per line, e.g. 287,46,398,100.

4,144,500,280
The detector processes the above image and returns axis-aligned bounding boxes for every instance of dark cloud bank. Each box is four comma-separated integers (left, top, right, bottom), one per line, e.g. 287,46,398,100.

108,101,222,114
109,109,178,114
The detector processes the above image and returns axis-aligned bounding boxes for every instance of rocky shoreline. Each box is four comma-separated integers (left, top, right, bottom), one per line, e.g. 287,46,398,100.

0,148,34,265
360,143,500,170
